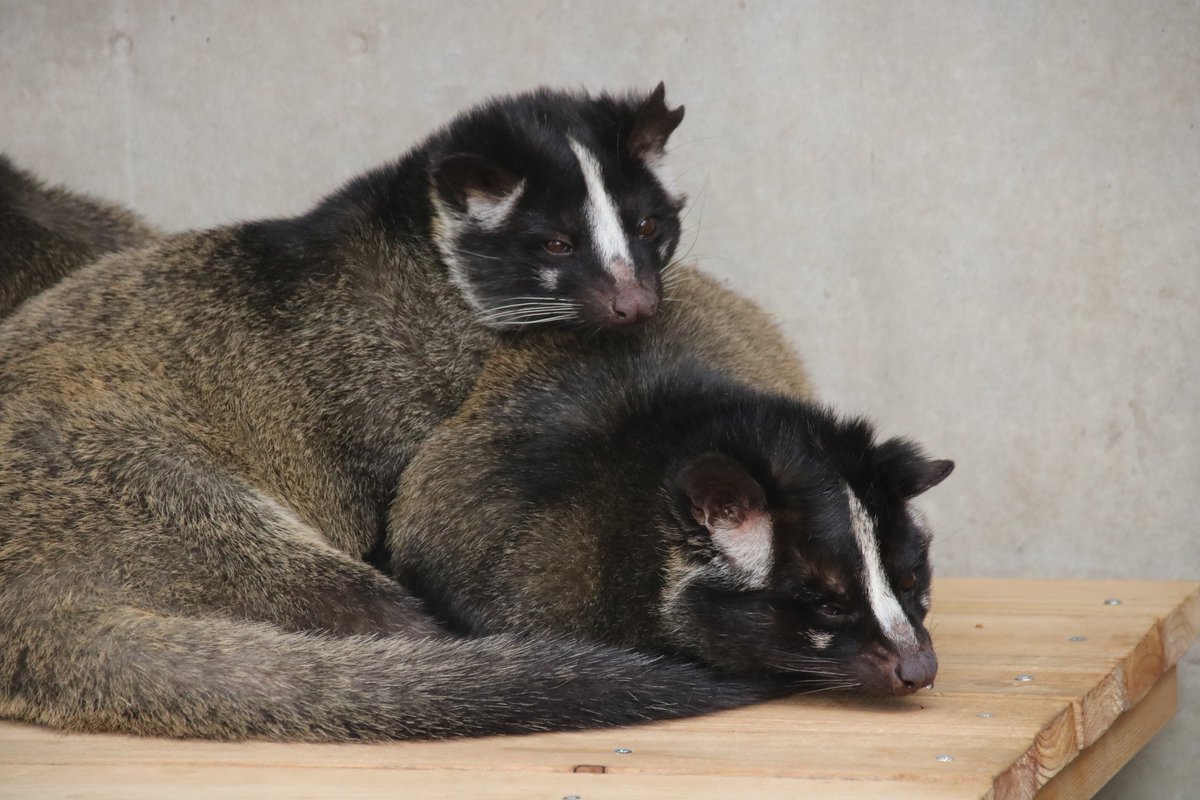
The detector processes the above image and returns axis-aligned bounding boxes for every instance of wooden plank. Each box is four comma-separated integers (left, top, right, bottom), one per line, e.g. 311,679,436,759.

0,579,1195,800
1035,667,1179,800
0,709,1027,786
931,579,1198,647
0,765,981,800
1160,584,1200,665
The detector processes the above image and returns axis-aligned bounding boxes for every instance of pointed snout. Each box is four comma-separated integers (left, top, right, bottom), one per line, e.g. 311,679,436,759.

607,284,658,326
891,649,938,696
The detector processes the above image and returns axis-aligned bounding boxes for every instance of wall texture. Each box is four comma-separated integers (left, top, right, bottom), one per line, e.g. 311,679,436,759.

2,1,1197,795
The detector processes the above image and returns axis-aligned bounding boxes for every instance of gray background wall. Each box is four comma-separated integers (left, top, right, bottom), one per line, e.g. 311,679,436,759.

2,1,1197,795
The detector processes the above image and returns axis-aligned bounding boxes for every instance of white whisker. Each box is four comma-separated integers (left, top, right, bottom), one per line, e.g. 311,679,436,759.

455,248,504,261
491,314,580,327
478,311,582,325
479,304,582,318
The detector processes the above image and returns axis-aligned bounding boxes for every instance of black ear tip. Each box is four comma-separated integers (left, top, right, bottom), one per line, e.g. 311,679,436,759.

920,459,955,493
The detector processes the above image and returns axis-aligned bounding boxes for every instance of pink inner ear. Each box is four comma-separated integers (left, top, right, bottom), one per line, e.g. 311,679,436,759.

691,498,748,531
678,454,765,514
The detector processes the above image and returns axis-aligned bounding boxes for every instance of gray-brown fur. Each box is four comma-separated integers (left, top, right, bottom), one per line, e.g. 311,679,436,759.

0,88,803,739
657,265,811,398
0,227,784,739
0,155,159,319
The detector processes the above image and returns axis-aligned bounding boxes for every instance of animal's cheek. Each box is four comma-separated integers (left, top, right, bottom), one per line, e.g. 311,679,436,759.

801,628,835,652
537,267,560,292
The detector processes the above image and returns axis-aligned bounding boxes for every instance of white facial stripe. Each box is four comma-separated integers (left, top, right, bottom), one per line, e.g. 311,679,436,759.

466,178,527,231
848,490,919,650
567,138,634,282
712,512,774,589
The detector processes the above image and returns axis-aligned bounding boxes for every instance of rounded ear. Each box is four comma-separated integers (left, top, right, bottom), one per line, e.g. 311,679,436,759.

626,82,685,160
676,453,766,531
676,453,774,584
432,154,522,210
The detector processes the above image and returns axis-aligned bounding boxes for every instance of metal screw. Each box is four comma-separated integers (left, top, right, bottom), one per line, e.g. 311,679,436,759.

936,754,955,762
563,796,581,800
1015,674,1034,682
613,748,632,755
1104,598,1122,606
1068,635,1088,642
976,712,994,718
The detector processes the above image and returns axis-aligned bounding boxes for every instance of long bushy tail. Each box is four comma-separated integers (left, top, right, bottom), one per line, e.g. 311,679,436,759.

0,606,771,740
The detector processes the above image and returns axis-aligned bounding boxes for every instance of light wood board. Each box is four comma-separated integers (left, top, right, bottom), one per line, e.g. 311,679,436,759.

1,578,1196,799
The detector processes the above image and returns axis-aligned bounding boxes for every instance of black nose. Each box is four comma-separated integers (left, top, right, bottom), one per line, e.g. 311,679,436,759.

893,650,938,695
608,286,657,325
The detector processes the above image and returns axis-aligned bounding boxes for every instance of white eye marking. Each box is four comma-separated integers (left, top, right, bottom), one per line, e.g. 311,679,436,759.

567,138,635,284
806,630,834,651
465,178,527,232
848,489,919,650
538,267,559,292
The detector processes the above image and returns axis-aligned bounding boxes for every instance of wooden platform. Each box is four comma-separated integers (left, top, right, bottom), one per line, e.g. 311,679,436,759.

2,578,1197,799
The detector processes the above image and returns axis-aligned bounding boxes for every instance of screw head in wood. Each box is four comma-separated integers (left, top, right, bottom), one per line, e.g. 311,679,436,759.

936,754,955,762
1015,674,1034,682
563,795,581,800
1068,635,1087,642
613,748,632,755
1104,598,1122,606
976,712,994,718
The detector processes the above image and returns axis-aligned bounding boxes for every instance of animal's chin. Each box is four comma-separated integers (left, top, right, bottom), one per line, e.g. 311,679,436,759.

582,313,655,331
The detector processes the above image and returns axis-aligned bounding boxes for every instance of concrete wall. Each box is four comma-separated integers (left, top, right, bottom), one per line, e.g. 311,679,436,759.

2,1,1196,795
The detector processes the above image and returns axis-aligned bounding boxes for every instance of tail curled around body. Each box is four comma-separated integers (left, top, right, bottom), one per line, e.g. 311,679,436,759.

0,606,773,741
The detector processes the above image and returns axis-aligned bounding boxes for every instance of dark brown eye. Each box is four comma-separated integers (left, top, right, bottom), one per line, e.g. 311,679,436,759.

819,602,851,620
543,239,574,255
634,217,658,238
899,572,917,592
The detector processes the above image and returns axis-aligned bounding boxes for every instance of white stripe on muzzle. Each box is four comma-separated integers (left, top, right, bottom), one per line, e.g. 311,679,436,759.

567,138,635,284
847,489,919,650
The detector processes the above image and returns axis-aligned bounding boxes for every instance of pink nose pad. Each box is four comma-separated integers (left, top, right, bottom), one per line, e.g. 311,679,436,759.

609,286,658,325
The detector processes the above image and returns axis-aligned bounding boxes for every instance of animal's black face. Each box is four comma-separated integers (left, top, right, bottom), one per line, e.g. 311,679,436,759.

665,424,954,697
430,84,685,329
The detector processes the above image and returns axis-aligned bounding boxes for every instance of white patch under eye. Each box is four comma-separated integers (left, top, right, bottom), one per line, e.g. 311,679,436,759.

641,150,679,201
806,630,834,651
567,138,635,283
465,178,527,232
908,506,933,547
848,489,919,650
538,267,559,292
711,511,774,589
